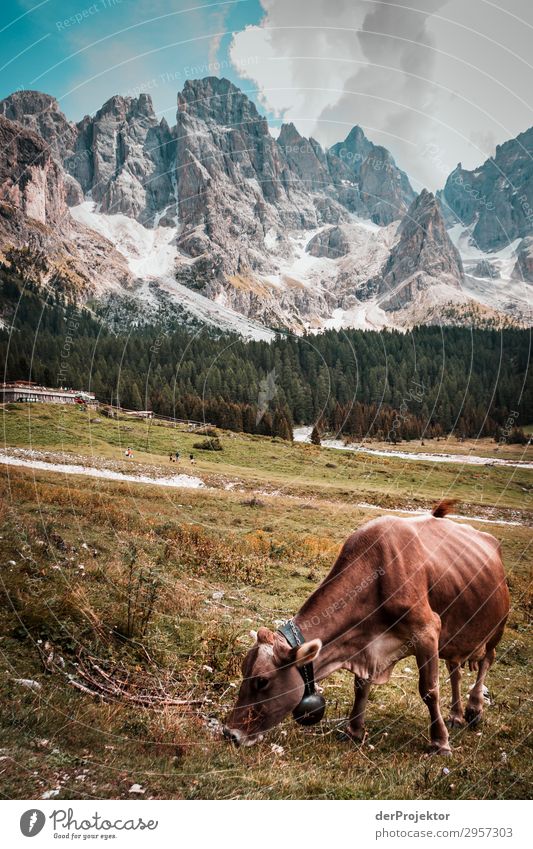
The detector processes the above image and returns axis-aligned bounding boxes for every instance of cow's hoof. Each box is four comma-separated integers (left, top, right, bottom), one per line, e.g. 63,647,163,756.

465,707,483,727
446,716,466,729
336,727,364,745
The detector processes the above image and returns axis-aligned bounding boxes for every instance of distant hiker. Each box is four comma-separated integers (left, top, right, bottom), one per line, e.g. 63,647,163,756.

169,454,174,462
125,447,133,458
175,451,180,462
190,453,195,464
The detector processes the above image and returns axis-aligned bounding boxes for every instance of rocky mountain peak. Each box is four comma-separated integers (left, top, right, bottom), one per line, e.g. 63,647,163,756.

0,113,130,299
366,189,464,312
395,189,464,276
277,123,330,190
329,125,375,174
0,89,78,163
277,122,303,146
178,77,267,134
440,126,533,250
327,125,416,224
1,89,60,117
69,90,175,222
94,92,156,122
398,188,441,234
358,145,416,225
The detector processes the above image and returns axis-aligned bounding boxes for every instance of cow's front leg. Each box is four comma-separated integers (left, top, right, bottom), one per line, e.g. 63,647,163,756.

344,676,371,743
416,627,451,755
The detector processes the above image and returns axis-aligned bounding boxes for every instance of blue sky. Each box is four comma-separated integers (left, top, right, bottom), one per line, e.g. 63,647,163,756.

0,0,265,124
1,0,531,189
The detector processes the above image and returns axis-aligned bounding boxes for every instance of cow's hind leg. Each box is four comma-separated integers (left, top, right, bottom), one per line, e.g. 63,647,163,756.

416,620,451,754
446,661,465,728
465,648,495,727
343,676,371,743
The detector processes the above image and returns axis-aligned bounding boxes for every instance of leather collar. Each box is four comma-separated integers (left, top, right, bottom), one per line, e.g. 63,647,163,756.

277,619,316,697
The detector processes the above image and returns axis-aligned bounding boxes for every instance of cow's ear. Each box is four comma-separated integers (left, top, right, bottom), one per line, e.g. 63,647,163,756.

295,639,322,667
272,636,295,667
257,627,275,645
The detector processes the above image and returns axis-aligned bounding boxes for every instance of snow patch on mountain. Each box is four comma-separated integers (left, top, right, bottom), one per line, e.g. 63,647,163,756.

71,202,275,340
447,223,532,322
322,303,394,332
70,202,179,279
141,276,276,341
448,223,521,267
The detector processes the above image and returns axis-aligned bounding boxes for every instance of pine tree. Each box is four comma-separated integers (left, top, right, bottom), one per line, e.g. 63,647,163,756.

130,383,143,411
310,424,321,445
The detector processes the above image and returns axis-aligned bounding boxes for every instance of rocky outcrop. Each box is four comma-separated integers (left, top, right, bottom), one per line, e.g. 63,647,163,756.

440,127,533,251
175,77,347,282
0,115,130,297
367,189,464,310
329,125,375,176
1,91,85,206
1,90,176,224
0,91,78,162
328,126,416,224
472,259,500,279
358,146,416,226
0,115,67,230
72,94,175,224
306,226,350,258
512,236,533,282
277,123,330,191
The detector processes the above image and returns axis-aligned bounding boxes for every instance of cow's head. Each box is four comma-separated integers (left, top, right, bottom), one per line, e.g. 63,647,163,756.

223,626,322,746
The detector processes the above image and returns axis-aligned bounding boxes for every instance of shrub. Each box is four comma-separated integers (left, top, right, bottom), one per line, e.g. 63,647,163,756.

194,426,218,437
119,543,162,639
193,437,223,451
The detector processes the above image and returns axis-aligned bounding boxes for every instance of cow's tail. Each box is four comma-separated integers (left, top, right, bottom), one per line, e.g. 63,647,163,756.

432,499,458,518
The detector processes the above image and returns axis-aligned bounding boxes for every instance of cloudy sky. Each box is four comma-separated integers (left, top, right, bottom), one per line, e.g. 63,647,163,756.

1,0,531,190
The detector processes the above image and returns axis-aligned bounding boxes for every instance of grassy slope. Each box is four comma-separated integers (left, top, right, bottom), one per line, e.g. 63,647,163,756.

0,404,532,799
2,404,532,514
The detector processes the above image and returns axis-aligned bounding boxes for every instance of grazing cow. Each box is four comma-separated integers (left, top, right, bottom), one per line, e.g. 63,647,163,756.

224,501,509,754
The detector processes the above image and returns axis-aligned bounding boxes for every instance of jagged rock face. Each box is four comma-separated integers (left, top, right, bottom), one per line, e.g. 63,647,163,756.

175,77,347,281
358,146,416,225
472,259,500,279
328,128,416,224
513,236,533,282
73,94,175,223
306,226,349,258
440,127,533,251
0,91,176,223
178,76,265,128
329,125,374,176
277,123,330,191
0,115,130,297
1,81,529,331
0,91,84,207
368,189,464,310
0,115,67,229
0,91,78,162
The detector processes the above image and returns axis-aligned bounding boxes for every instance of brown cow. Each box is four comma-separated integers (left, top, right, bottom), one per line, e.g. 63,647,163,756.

224,501,509,754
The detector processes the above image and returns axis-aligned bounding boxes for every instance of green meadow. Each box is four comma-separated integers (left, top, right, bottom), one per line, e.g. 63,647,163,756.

0,404,531,799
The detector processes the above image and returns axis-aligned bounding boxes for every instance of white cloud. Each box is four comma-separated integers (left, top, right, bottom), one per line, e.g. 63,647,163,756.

230,0,367,135
230,0,533,190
